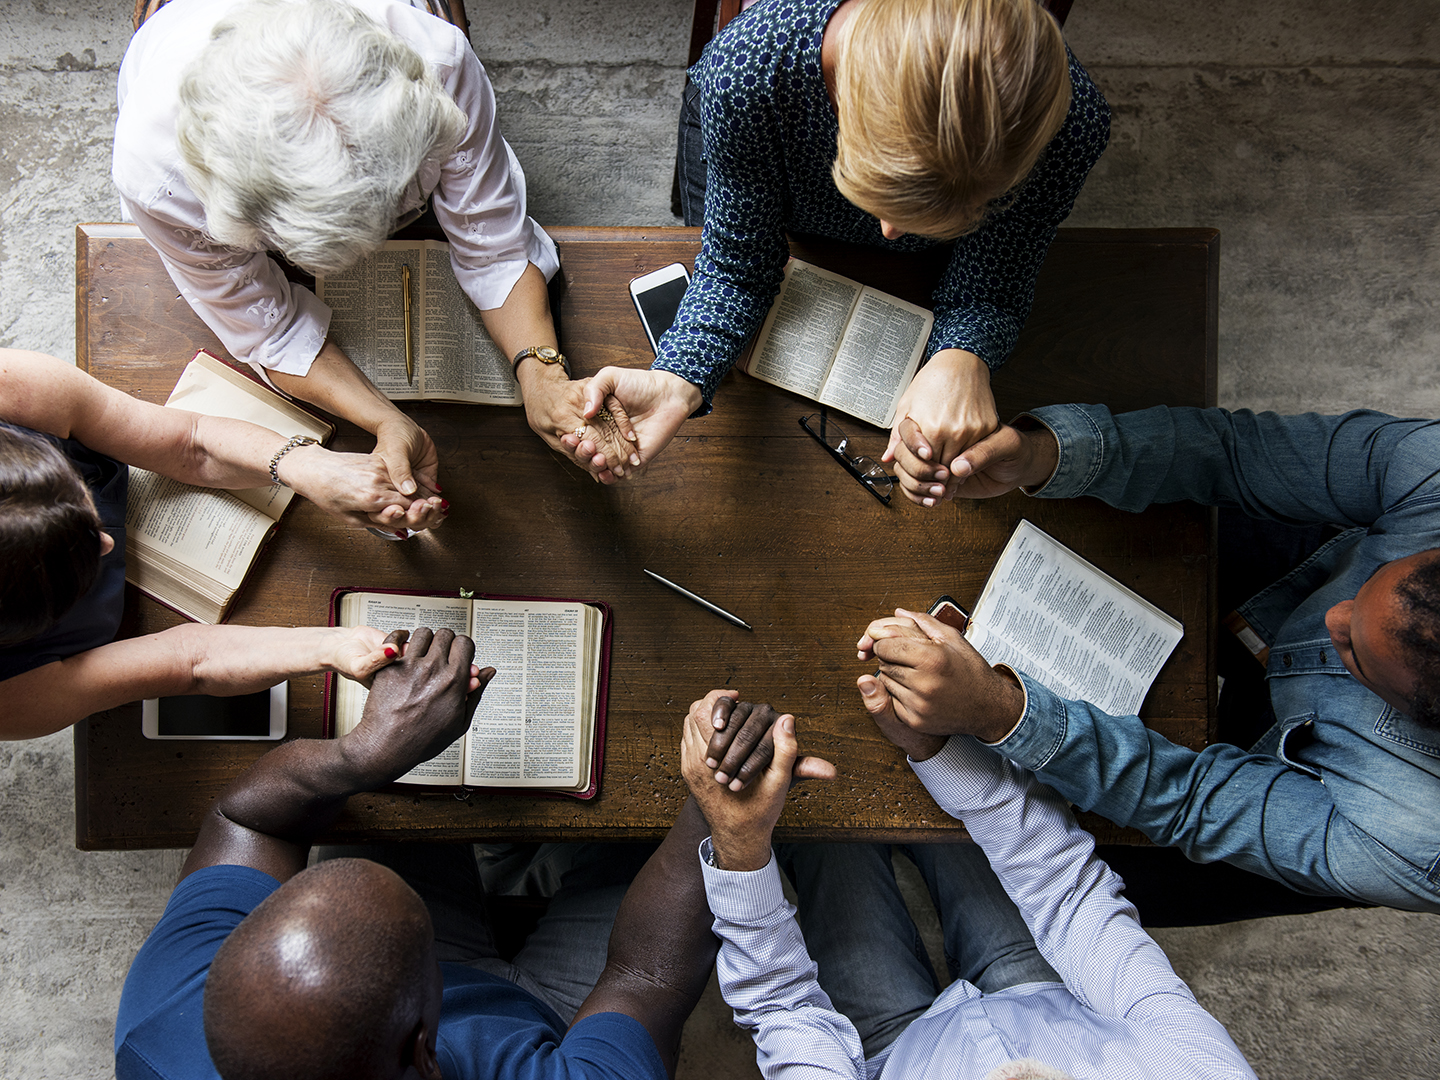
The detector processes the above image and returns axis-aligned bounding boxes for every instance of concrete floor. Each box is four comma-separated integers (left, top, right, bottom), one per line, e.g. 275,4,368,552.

2,1,1439,1076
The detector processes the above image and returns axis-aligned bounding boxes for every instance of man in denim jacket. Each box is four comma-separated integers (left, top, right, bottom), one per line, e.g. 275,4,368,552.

860,405,1440,913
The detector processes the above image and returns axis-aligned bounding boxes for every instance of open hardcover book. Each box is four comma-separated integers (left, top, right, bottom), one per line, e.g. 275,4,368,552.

327,589,611,799
739,258,934,428
316,239,520,405
956,520,1184,716
124,351,334,624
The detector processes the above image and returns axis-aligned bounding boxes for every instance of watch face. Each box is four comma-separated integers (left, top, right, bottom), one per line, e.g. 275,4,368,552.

536,347,559,362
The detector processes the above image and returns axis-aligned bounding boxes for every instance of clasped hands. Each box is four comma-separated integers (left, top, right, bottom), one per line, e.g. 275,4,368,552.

516,360,701,485
340,627,493,787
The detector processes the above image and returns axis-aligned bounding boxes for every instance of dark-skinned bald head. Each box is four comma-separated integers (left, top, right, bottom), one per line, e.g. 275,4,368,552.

203,859,436,1080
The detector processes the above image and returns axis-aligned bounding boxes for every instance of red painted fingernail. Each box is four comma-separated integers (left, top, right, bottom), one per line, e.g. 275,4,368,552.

394,530,408,539
434,483,443,492
383,646,397,659
440,500,450,510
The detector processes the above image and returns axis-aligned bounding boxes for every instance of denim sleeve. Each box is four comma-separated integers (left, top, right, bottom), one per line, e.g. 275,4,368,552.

992,673,1440,912
1027,403,1440,528
926,50,1111,368
651,75,791,414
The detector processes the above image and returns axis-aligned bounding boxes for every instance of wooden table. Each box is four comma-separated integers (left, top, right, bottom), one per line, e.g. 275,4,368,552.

75,223,1218,850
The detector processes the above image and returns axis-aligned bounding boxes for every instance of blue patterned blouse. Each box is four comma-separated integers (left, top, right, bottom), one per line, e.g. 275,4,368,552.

654,0,1111,413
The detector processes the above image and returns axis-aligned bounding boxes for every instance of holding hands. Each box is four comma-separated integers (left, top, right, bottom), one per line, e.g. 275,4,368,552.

562,368,703,483
857,608,1026,745
680,690,836,871
277,438,446,532
884,349,999,507
342,627,495,787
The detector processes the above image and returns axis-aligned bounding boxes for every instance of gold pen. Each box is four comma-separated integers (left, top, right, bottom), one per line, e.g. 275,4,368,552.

401,263,414,386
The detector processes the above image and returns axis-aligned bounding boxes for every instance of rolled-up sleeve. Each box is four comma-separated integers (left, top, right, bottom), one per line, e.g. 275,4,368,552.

121,196,331,376
429,38,558,310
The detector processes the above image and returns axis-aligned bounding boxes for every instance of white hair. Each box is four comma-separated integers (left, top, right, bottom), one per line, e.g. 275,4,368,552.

982,1060,1077,1080
176,0,467,274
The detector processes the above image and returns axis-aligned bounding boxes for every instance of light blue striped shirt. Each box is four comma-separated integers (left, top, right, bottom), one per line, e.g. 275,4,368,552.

700,736,1258,1080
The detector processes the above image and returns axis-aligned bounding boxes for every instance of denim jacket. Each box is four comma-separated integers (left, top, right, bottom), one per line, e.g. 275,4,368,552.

991,404,1440,912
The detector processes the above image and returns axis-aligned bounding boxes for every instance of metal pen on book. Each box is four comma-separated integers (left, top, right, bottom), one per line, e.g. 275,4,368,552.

401,263,414,386
643,569,753,631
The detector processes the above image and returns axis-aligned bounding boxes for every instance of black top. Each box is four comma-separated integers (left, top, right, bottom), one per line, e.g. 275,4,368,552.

0,422,128,682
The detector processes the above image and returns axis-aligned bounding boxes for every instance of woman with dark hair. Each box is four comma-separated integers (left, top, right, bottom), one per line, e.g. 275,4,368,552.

0,349,457,740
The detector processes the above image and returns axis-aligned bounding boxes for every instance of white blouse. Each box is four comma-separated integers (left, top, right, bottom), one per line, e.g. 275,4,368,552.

113,0,558,377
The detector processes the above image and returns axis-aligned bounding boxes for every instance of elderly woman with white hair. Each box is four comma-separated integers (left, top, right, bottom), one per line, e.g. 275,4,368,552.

116,0,627,511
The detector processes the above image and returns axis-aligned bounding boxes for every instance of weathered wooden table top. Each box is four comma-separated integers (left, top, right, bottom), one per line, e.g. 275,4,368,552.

74,223,1218,849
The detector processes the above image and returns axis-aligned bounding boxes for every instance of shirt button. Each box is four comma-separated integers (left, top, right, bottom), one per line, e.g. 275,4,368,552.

1282,653,1293,667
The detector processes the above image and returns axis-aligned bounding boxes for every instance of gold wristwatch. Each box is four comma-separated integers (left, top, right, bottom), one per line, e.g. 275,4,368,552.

511,346,571,378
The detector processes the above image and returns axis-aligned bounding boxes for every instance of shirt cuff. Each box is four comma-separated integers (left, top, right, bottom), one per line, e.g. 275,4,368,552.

698,838,788,922
1022,403,1107,499
988,670,1071,772
452,220,560,311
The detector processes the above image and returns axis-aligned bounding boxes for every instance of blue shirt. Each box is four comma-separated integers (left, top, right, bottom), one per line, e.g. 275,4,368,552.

655,0,1111,410
997,404,1440,912
115,865,667,1080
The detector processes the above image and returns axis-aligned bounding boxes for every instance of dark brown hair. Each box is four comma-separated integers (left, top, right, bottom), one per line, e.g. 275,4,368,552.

0,426,102,647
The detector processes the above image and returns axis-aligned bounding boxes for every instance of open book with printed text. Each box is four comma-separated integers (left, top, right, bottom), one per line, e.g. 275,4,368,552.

960,520,1184,716
739,258,933,428
327,589,610,798
124,351,334,624
316,239,520,405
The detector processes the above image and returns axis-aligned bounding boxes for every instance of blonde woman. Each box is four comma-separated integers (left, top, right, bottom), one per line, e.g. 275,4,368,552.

573,0,1109,506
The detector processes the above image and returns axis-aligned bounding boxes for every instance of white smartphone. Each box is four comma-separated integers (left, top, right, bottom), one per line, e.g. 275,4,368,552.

629,262,691,354
141,684,287,740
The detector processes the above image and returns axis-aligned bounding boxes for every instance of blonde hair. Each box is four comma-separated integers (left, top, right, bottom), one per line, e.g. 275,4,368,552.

832,0,1071,240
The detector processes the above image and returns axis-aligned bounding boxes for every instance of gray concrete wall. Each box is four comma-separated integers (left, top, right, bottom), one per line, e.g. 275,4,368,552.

1,2,1438,1077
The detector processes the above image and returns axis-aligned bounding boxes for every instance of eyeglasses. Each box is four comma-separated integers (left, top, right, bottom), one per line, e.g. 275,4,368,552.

800,409,894,506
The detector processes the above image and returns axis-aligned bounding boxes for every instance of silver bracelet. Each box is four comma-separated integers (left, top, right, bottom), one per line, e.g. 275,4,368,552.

269,435,318,487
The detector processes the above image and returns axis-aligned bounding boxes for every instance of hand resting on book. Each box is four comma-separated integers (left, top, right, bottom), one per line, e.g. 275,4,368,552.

340,627,494,788
857,607,1026,745
883,348,1000,507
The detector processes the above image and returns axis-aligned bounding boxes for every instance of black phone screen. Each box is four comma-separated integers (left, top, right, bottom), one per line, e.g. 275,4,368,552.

634,276,689,348
157,690,272,736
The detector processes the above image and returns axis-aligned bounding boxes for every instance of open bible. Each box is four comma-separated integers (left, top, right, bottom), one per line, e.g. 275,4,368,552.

315,239,520,404
739,258,934,428
957,520,1184,716
124,351,334,624
327,589,611,798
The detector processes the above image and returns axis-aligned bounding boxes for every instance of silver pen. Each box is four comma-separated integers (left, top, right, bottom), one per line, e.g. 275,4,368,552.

643,569,753,631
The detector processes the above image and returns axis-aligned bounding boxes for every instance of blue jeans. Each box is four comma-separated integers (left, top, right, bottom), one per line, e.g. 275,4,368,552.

676,79,707,227
319,842,653,1023
776,842,1059,1059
